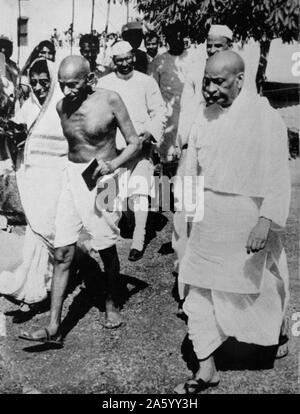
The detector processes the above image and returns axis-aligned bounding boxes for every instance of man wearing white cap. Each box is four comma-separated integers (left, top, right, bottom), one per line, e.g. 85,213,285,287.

99,41,167,261
206,24,233,58
121,21,148,74
176,24,233,151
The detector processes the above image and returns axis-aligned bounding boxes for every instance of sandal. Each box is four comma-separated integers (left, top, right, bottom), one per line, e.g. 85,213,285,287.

19,327,63,349
175,377,220,394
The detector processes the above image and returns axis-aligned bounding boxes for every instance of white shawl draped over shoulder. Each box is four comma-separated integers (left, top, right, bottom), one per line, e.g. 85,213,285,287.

178,90,291,345
185,89,291,228
0,59,68,303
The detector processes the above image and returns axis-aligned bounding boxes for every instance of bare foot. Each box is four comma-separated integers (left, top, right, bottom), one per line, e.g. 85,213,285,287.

103,300,123,329
276,319,289,359
276,342,289,359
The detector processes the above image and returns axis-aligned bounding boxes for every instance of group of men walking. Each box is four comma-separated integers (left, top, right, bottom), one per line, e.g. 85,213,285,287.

0,20,291,394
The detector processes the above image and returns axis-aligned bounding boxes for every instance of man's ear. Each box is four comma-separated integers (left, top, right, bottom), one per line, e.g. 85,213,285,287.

86,72,95,85
236,72,244,90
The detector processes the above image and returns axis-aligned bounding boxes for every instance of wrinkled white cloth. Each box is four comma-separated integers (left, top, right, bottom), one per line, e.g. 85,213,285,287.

99,70,166,149
184,90,291,224
183,264,286,359
0,59,68,304
55,161,122,251
99,70,166,251
99,70,165,199
148,50,198,161
178,90,290,348
177,45,258,149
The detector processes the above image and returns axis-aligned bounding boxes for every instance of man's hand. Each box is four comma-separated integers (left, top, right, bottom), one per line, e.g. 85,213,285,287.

92,160,114,180
139,131,154,144
246,217,271,254
173,146,181,160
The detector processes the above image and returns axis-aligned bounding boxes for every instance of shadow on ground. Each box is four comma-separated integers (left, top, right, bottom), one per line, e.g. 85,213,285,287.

20,248,148,353
181,334,279,375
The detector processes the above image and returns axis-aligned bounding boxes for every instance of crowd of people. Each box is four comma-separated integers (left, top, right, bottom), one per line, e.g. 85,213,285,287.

0,19,292,394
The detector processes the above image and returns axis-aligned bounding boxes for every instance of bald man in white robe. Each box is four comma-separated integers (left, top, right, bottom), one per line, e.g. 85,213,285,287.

175,51,290,394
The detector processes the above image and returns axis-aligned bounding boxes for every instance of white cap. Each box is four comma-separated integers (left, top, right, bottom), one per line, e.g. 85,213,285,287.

208,25,233,40
111,41,132,56
0,34,13,42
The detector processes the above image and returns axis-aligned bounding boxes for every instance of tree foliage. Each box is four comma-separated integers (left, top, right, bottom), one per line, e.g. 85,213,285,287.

136,0,299,44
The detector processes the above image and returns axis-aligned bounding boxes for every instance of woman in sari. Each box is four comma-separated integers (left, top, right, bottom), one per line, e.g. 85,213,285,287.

0,58,68,319
16,40,56,109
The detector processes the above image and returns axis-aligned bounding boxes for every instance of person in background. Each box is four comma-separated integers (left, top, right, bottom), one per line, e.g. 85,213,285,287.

0,35,19,87
17,40,56,108
98,32,117,73
121,21,148,74
144,31,160,64
51,28,61,48
183,37,191,50
21,40,56,76
99,41,166,261
149,22,197,163
0,52,15,117
79,33,110,81
79,34,100,73
176,24,233,151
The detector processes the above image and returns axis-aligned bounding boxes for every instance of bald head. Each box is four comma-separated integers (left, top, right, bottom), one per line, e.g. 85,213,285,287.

206,50,245,76
202,51,245,108
58,56,93,102
58,55,90,79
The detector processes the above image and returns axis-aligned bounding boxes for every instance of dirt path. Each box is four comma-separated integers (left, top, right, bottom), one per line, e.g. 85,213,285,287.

0,160,299,394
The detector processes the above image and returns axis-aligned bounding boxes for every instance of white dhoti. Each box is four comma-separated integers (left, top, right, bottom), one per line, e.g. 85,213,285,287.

179,190,289,358
54,161,122,251
178,90,291,361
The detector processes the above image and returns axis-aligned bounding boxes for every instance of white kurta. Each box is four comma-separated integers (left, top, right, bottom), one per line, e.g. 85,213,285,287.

99,70,166,149
148,50,198,161
99,70,166,197
178,90,291,350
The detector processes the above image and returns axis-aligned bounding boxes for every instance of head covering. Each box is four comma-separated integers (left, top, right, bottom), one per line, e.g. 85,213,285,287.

111,41,132,56
26,58,53,107
121,21,143,33
22,57,67,168
0,35,13,43
208,25,233,40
